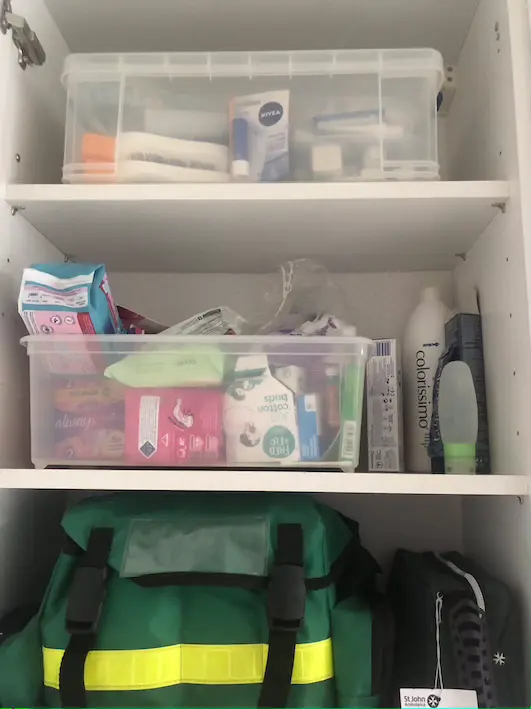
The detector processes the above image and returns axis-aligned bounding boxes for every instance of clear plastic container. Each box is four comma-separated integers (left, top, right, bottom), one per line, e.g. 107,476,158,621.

61,49,444,184
22,334,372,471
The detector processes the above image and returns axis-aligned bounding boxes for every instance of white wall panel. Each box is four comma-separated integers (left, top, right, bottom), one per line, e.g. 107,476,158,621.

0,0,67,617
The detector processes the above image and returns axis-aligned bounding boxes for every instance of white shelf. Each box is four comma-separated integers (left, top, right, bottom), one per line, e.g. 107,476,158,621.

6,182,509,273
0,469,527,495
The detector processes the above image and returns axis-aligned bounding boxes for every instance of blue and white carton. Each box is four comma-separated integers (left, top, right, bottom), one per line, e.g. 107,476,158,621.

297,394,321,462
230,90,290,182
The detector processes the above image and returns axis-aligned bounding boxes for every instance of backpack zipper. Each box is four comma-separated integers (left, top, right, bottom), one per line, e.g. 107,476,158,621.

435,553,486,616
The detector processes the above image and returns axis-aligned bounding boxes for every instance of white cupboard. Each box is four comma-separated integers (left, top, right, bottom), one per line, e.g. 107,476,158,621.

1,0,531,702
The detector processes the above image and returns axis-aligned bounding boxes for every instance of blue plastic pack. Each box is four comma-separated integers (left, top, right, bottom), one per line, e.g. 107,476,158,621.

19,263,123,336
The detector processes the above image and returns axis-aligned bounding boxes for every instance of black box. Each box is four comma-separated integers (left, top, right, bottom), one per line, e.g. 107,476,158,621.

429,313,490,474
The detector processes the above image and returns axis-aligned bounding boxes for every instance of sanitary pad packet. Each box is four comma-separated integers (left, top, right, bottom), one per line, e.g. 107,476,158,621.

125,388,223,465
54,377,125,462
224,355,300,464
230,90,290,181
19,263,122,336
54,377,124,412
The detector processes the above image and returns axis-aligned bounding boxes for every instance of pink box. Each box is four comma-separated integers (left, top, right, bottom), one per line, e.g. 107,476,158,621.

125,388,224,465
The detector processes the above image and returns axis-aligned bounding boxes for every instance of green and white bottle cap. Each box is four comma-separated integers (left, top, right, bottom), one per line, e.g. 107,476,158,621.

443,443,476,474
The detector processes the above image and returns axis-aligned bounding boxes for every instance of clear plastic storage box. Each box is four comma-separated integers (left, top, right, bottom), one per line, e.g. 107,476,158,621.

22,334,372,470
62,49,444,184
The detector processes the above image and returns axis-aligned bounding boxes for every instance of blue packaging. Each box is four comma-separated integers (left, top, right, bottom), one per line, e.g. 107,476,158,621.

230,90,290,181
297,394,321,461
19,263,123,335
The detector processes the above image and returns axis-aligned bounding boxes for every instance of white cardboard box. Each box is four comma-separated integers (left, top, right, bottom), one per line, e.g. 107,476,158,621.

367,339,404,472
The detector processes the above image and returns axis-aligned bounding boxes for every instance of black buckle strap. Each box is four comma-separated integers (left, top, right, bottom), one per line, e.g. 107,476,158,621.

66,563,108,635
60,528,113,708
267,562,306,632
258,524,306,708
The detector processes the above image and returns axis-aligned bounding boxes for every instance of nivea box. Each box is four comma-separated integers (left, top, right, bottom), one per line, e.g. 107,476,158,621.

230,90,290,182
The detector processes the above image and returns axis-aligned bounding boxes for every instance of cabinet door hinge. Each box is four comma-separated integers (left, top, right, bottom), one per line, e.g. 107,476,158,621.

1,0,45,69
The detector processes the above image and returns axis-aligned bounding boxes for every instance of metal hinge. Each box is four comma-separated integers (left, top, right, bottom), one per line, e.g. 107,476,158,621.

437,65,457,116
1,0,45,69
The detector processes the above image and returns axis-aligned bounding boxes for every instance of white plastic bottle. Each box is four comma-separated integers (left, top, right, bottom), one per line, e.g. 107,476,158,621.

403,287,451,472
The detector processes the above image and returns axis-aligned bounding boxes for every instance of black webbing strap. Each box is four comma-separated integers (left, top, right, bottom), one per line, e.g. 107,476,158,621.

59,528,114,709
258,524,306,708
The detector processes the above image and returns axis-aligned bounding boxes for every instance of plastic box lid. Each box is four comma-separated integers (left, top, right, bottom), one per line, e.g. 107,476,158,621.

22,333,374,355
62,48,445,86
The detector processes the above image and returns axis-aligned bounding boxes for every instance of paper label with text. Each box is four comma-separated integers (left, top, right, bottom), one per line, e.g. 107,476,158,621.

400,688,478,709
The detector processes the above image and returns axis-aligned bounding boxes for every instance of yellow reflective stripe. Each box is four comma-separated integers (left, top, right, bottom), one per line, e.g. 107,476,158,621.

43,638,333,692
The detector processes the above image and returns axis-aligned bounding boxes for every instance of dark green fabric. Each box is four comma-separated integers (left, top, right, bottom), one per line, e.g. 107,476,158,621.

44,679,337,708
0,614,43,707
45,680,336,707
332,595,373,707
0,493,382,708
44,575,333,649
62,493,353,582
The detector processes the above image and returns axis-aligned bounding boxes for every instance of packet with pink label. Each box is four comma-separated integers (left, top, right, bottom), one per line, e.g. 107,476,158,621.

118,306,167,335
19,263,123,336
19,263,123,375
125,388,224,465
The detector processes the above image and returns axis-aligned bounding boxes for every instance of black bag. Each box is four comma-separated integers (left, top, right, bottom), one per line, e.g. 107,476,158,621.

387,550,524,708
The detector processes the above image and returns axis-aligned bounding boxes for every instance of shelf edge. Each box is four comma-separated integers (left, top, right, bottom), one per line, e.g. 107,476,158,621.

5,181,511,204
0,470,527,495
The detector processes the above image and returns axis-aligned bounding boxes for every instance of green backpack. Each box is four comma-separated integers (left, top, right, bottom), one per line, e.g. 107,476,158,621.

0,493,392,708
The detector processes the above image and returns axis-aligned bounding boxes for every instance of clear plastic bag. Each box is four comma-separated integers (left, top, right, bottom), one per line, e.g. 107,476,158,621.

256,259,351,334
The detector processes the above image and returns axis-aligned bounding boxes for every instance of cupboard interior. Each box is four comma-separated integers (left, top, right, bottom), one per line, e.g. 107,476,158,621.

3,0,515,185
2,489,529,702
0,0,530,703
2,261,530,697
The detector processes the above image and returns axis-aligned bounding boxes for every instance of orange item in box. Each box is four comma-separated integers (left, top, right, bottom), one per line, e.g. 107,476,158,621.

82,133,116,164
54,378,124,413
54,378,125,461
